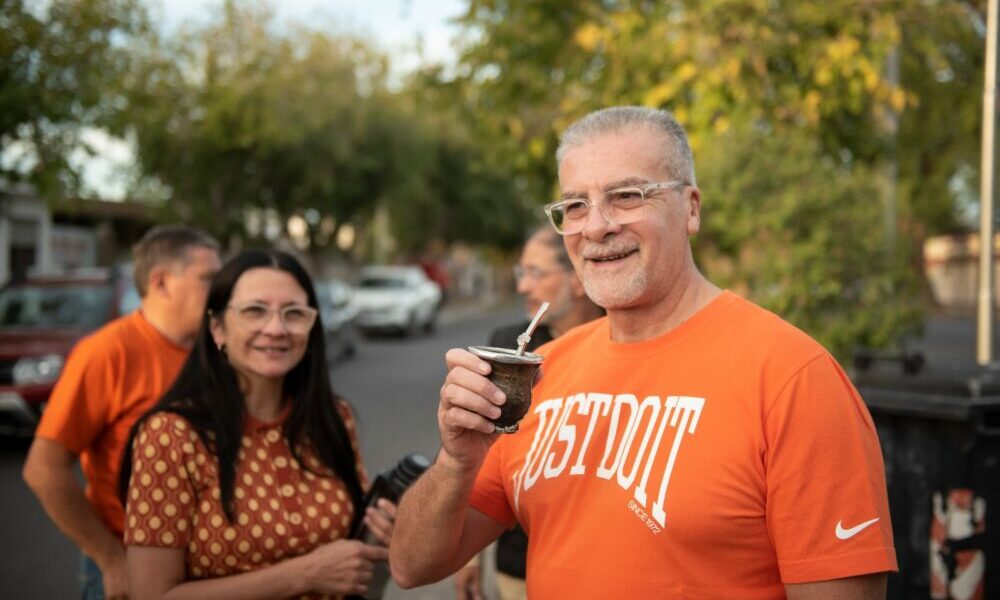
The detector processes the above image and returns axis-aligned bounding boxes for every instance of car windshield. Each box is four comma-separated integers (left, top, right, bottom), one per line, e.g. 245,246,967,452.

359,276,407,290
0,284,113,330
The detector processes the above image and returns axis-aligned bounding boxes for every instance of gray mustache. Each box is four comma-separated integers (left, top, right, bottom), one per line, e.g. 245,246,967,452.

580,242,637,260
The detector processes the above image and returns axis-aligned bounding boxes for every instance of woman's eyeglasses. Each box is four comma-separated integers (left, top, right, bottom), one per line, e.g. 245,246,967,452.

224,302,318,334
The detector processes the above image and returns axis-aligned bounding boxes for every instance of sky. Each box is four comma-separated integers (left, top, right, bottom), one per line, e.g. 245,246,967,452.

157,0,466,79
80,0,468,200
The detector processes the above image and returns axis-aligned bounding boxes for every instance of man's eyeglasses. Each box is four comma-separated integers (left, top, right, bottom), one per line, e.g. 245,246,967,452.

512,265,561,281
543,181,688,235
225,302,318,335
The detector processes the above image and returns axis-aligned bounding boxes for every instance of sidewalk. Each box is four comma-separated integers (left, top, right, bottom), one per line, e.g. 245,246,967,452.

911,313,996,367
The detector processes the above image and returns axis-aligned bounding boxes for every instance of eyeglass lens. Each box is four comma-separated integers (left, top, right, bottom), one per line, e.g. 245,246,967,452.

549,187,647,234
233,304,316,333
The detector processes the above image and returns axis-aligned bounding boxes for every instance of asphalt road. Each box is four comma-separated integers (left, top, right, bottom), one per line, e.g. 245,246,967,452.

0,303,521,599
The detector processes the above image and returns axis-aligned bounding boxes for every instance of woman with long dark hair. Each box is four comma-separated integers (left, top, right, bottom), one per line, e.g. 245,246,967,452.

119,249,394,599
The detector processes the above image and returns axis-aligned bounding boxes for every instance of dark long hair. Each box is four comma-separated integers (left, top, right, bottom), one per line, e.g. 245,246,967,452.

119,249,364,522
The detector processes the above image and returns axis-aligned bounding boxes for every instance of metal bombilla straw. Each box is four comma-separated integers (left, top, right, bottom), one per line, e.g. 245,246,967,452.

516,302,549,356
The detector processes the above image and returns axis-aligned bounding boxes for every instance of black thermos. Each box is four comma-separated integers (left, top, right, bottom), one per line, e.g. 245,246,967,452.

347,453,430,600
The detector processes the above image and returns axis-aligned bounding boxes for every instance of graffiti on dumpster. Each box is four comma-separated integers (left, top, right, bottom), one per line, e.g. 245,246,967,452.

930,488,985,600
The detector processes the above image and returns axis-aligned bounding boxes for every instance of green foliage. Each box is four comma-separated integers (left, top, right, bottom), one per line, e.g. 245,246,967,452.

121,2,376,242
5,0,984,356
421,0,989,352
696,126,924,359
120,1,530,255
895,3,986,236
0,0,148,197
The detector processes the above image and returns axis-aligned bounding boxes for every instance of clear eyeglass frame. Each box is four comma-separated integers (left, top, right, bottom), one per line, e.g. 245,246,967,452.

512,265,559,281
225,302,318,334
543,180,689,235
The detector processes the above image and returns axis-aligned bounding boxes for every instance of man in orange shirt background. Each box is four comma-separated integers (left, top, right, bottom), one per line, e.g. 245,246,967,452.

392,107,897,598
23,225,220,600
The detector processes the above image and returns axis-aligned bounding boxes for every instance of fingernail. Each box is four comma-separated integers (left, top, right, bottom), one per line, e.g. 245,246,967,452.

479,362,490,374
494,390,505,403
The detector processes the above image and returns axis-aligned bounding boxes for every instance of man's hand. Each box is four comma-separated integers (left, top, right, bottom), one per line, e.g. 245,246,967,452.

437,348,505,471
389,350,510,589
23,438,131,599
453,563,484,600
96,542,130,600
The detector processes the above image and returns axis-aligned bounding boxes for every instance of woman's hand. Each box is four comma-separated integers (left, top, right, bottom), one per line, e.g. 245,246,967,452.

298,539,388,596
363,498,397,547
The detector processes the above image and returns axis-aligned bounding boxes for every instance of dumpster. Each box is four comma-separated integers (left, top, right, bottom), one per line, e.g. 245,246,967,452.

853,358,1000,599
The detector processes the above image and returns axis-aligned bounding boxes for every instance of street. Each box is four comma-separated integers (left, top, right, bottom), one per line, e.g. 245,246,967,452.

0,303,521,599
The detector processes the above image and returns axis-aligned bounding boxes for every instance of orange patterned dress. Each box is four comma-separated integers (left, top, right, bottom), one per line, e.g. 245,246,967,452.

124,403,366,597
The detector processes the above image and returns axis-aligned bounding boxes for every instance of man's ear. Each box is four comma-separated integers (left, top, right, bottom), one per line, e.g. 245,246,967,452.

686,186,702,236
146,265,170,299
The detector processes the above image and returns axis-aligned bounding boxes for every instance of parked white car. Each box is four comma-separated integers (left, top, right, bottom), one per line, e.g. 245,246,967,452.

314,278,358,363
353,266,442,336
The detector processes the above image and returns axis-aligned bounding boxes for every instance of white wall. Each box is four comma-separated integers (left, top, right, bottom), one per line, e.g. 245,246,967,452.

925,233,1000,310
50,224,97,271
0,194,52,285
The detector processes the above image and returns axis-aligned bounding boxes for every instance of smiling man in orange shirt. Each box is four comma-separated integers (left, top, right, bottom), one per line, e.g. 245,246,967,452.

391,107,896,599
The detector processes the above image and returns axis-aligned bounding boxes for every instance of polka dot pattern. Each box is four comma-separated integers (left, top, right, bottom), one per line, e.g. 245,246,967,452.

125,403,367,596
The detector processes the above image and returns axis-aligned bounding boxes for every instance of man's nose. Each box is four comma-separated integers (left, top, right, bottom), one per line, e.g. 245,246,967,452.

581,198,621,240
516,275,532,294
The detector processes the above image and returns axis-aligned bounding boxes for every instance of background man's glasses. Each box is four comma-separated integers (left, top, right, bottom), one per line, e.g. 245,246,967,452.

543,180,688,235
226,302,318,334
512,265,560,281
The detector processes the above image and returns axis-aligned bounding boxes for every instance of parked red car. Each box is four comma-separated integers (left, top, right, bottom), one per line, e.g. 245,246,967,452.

417,260,450,302
0,267,138,435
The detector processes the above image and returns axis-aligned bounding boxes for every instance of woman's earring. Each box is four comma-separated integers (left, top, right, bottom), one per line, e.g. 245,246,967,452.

217,342,227,355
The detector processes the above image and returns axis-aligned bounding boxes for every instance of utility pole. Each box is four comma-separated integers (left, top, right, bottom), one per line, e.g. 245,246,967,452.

883,46,900,251
977,0,999,365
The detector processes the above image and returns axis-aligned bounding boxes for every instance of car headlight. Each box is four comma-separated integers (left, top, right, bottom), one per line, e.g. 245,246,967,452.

13,354,65,385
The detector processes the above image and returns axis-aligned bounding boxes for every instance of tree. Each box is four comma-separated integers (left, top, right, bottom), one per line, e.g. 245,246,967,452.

696,126,924,359
120,1,531,256
417,0,989,353
0,0,148,197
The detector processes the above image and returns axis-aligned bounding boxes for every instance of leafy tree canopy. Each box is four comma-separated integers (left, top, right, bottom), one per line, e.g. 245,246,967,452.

0,0,149,197
120,0,531,256
420,0,990,352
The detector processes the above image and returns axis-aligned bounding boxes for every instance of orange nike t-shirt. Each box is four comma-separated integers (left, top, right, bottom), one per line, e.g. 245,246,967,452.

36,311,188,535
469,291,897,599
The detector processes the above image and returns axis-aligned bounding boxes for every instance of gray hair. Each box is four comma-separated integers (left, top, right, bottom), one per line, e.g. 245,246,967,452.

555,106,697,186
132,225,220,297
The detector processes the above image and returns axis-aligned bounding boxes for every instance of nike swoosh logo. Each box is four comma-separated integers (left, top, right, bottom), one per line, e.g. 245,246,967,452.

835,517,880,540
